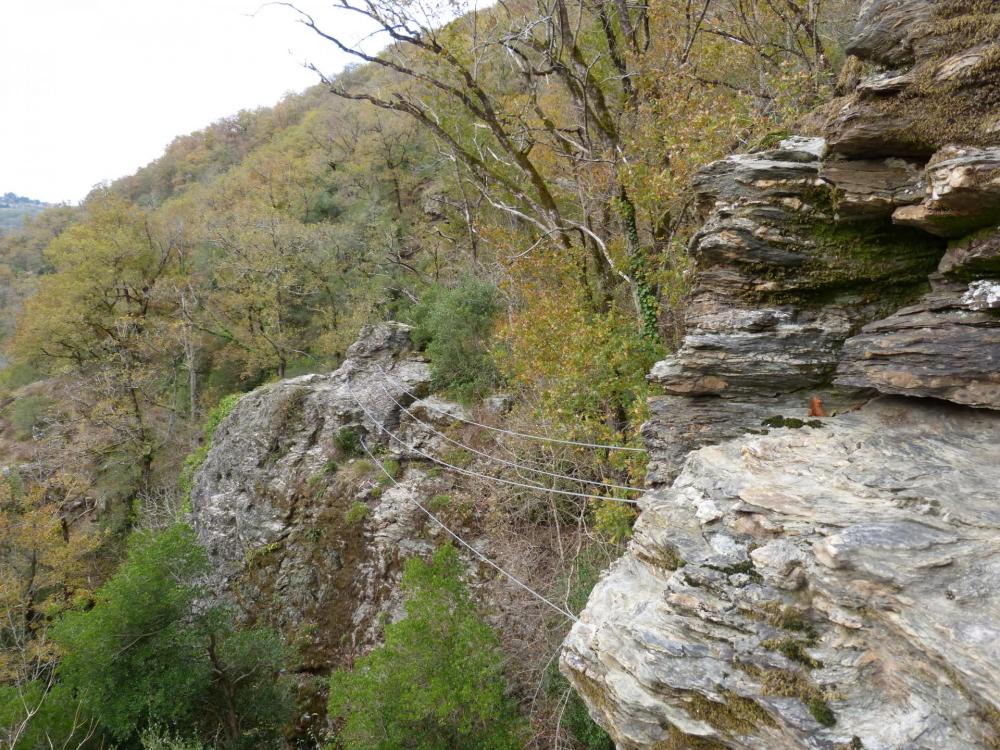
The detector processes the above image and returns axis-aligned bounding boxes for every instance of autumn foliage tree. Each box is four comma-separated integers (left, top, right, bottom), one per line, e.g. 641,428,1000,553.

0,471,98,749
288,0,855,340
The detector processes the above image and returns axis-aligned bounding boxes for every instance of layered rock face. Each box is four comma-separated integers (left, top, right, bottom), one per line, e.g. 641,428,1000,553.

641,136,942,486
564,2,1000,748
643,1,1000,488
565,398,1000,750
190,323,477,674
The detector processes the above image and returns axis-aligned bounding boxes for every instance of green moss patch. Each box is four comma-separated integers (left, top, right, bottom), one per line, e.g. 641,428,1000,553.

687,690,776,734
861,3,1000,152
761,416,825,429
762,637,824,669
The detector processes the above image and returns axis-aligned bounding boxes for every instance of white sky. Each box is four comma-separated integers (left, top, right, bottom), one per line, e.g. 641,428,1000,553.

0,0,372,204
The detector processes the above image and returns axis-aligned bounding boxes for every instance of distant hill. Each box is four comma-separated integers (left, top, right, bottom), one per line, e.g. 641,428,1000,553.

0,192,51,233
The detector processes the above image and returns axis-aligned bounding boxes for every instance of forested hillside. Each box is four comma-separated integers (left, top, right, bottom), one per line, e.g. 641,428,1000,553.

0,194,51,235
0,1,862,747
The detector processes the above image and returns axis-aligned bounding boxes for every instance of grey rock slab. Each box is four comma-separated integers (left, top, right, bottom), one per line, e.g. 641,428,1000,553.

824,101,931,160
893,146,1000,237
820,157,924,219
938,226,1000,277
835,278,1000,409
846,0,934,67
563,397,1000,750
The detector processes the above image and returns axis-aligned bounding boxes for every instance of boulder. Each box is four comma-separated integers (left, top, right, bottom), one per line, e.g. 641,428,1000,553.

938,226,1000,276
823,104,931,160
190,322,438,669
845,0,934,67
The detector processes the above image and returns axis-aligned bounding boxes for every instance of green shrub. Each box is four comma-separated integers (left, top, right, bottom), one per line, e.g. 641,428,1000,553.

327,545,527,749
440,447,474,468
0,361,42,391
178,393,243,512
346,501,370,525
378,458,401,485
0,680,97,750
428,494,451,512
808,697,836,727
141,727,210,750
52,523,292,749
407,279,501,403
353,458,374,476
548,666,615,750
334,427,362,457
592,499,637,544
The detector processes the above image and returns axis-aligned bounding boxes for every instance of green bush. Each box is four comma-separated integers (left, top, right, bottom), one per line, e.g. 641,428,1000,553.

334,427,361,457
327,544,527,750
0,361,42,391
427,494,451,512
52,523,292,749
592,499,637,544
141,727,209,750
407,279,501,403
378,458,401,485
0,680,97,750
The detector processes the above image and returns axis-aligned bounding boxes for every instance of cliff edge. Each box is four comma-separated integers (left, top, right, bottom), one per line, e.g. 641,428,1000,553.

562,2,1000,748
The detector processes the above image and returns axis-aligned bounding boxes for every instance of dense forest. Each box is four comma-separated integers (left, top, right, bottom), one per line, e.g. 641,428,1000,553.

0,1,862,747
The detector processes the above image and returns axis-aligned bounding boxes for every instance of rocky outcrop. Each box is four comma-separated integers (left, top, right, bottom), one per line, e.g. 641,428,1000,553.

564,398,1000,750
892,146,1000,237
819,157,924,219
938,226,1000,277
191,324,437,669
640,1,1000,487
564,2,1000,747
846,0,933,67
643,136,942,486
827,3,1000,158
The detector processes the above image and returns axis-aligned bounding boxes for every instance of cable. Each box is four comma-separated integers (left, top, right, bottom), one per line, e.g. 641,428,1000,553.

372,379,644,495
351,390,640,505
373,363,647,453
357,435,578,623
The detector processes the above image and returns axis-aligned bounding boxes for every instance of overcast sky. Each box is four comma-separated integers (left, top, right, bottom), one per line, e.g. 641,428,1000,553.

0,0,371,204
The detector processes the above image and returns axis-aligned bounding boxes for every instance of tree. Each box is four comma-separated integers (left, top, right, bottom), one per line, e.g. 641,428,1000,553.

327,544,527,750
408,279,501,402
286,0,853,340
52,523,292,749
0,471,98,750
10,191,184,498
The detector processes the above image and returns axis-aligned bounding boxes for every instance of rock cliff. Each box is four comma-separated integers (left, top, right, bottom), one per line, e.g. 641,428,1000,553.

189,322,510,727
562,2,1000,748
